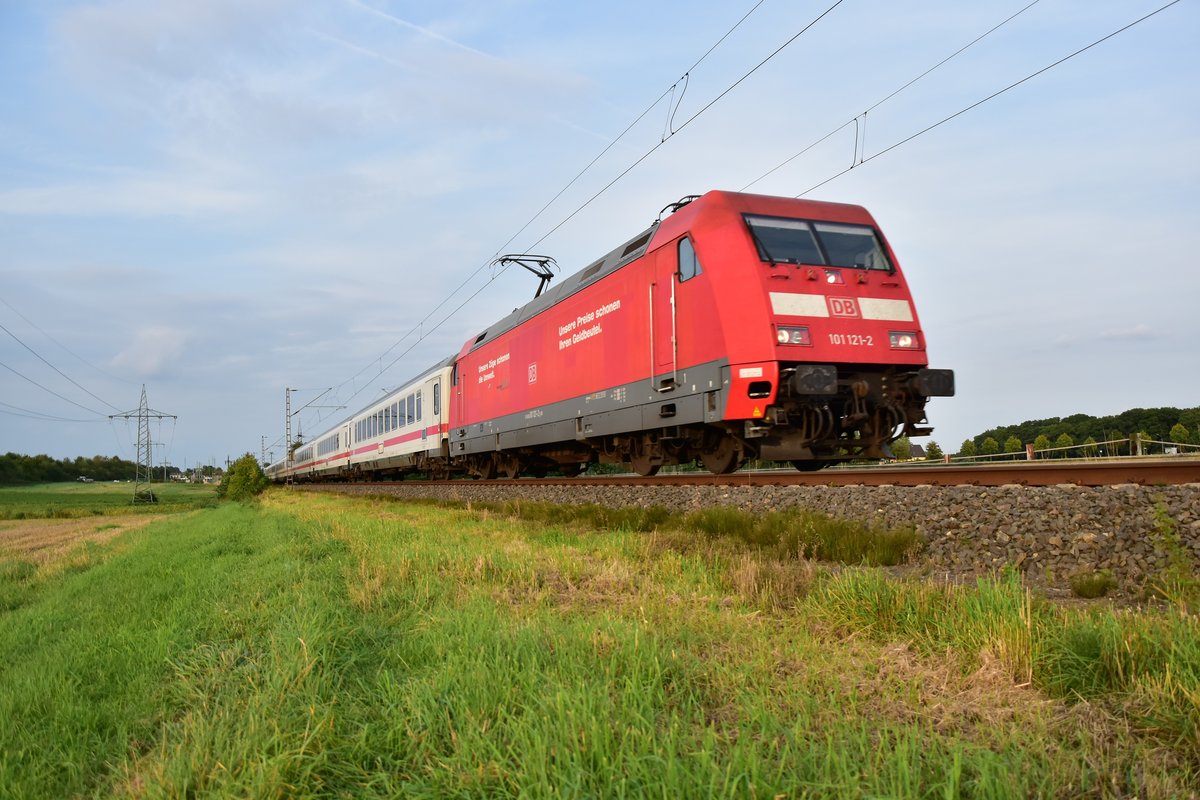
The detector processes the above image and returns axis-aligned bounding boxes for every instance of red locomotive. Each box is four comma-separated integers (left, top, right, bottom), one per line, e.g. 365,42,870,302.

270,190,952,481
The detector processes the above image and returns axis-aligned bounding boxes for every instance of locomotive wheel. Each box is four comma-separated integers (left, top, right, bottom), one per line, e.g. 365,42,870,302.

500,456,521,480
790,459,830,472
699,436,741,475
629,454,660,477
476,457,498,480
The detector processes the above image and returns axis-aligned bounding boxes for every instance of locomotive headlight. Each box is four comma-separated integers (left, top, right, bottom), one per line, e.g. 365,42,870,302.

776,326,811,346
889,331,919,349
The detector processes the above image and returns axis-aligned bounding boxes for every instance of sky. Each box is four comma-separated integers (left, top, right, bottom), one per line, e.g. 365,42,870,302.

2,0,1197,469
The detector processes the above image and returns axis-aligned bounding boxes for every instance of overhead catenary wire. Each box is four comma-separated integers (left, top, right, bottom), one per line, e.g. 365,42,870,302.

791,0,1181,198
299,0,1177,435
321,0,782,417
741,0,1043,191
519,0,847,256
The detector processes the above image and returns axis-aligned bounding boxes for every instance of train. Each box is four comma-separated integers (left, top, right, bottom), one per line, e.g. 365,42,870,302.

266,190,953,482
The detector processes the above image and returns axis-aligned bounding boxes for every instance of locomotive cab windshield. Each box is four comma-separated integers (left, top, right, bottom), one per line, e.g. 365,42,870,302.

744,215,893,272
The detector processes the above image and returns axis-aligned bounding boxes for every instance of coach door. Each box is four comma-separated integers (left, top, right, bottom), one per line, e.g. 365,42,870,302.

650,246,678,391
422,376,441,444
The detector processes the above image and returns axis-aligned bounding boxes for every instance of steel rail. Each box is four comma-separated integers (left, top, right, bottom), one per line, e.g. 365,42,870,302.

302,457,1200,490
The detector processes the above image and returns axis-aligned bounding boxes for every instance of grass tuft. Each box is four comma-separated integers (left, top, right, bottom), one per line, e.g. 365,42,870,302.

401,497,923,568
1069,569,1117,599
683,506,921,566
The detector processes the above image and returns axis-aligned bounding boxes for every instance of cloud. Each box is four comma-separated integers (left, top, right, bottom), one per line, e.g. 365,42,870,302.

339,0,495,60
0,175,260,218
1098,324,1154,341
110,326,189,376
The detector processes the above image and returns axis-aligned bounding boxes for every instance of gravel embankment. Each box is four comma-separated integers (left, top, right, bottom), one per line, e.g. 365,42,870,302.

296,481,1200,591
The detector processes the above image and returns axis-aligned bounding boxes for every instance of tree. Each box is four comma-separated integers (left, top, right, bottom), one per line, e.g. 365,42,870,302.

1033,434,1052,457
981,437,999,456
1003,436,1023,459
1054,432,1074,457
925,441,943,461
1170,423,1190,447
958,439,977,458
891,436,912,460
1082,436,1099,458
217,453,269,501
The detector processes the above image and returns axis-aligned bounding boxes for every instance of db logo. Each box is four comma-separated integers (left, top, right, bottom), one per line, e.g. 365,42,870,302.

828,297,859,317
528,363,538,384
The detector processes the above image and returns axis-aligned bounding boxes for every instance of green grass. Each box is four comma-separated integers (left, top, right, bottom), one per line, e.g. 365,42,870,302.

0,481,218,520
399,496,921,567
1070,569,1118,598
0,488,1195,798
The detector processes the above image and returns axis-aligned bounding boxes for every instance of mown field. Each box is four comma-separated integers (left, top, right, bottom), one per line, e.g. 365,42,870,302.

0,484,1197,798
0,480,218,520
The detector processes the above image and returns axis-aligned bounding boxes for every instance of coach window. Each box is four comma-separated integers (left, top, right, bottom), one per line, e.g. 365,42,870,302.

678,237,702,282
434,383,441,416
407,394,416,426
416,393,423,421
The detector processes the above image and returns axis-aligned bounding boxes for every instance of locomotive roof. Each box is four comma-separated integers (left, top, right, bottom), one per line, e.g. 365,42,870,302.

466,221,661,354
461,189,878,355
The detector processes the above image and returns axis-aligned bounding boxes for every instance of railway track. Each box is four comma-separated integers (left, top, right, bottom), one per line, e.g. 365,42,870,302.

302,457,1200,490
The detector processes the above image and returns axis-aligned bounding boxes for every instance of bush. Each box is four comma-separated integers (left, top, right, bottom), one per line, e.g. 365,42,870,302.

217,453,269,502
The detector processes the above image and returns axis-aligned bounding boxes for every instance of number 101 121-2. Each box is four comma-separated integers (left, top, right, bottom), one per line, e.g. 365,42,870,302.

828,333,873,346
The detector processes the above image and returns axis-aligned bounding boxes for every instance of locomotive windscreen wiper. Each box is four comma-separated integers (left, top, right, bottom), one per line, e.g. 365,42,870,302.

746,223,781,268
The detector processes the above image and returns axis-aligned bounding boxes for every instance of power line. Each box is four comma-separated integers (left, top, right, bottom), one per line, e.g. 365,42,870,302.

497,0,769,258
0,320,119,411
742,0,1043,191
321,0,779,414
0,297,133,387
794,0,1182,198
0,400,97,422
0,359,106,417
519,0,847,255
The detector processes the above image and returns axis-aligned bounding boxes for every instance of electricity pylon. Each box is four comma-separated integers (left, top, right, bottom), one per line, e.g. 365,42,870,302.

109,385,177,503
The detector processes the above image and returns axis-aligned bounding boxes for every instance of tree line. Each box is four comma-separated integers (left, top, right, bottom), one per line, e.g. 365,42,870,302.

972,407,1200,452
0,452,223,485
895,406,1200,461
0,453,144,485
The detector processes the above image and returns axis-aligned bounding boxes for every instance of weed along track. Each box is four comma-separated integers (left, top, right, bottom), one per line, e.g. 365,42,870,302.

300,477,1200,598
1,483,1198,797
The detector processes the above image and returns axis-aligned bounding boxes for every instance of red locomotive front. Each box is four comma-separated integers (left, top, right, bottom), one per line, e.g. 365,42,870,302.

451,190,952,477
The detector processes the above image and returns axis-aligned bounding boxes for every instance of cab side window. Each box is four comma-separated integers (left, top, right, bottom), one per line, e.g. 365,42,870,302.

678,236,702,282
